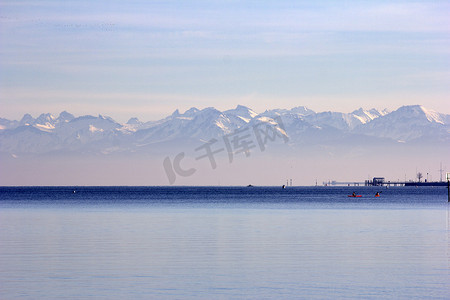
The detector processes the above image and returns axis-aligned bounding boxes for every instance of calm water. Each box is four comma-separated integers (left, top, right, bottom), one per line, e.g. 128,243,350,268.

0,186,449,299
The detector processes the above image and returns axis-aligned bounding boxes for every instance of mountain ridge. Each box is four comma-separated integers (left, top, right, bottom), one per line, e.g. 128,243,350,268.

1,105,448,156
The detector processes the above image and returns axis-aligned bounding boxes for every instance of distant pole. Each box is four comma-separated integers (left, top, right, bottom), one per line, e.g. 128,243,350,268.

447,180,449,202
447,173,450,202
447,180,449,203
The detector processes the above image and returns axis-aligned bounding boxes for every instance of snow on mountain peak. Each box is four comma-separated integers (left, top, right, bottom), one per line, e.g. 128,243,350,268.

1,105,448,155
418,106,445,124
35,113,55,123
351,108,384,124
368,108,389,117
98,114,117,123
33,113,57,132
89,125,104,133
304,111,361,131
290,106,315,116
224,105,258,122
396,105,444,124
354,105,449,141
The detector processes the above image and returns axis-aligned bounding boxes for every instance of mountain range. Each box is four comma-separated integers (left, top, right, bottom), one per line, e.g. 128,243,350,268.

1,105,449,157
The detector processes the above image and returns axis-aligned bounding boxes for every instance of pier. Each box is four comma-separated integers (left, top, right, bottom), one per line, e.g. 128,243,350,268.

325,177,448,187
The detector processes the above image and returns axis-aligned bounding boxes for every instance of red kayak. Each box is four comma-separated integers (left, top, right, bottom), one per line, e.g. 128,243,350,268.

348,195,362,197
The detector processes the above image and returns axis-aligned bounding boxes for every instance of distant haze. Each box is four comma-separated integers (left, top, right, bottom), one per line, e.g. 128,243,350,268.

0,104,448,186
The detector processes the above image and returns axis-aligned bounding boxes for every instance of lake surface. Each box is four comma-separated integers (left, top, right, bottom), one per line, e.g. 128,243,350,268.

1,186,449,299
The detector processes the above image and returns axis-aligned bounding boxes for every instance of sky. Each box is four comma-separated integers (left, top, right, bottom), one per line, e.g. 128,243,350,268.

1,0,450,122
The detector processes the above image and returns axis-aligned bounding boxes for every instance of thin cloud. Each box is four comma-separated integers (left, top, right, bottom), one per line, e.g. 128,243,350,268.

1,0,449,120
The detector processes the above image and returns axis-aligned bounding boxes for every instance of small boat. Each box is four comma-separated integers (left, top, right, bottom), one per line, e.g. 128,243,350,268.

348,192,362,197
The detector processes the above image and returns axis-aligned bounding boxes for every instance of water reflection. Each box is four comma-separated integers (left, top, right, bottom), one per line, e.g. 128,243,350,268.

1,206,449,299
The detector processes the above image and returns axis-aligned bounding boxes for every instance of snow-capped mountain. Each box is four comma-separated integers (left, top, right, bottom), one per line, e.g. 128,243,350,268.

355,105,449,142
0,105,448,156
351,108,389,124
303,108,390,131
224,105,258,123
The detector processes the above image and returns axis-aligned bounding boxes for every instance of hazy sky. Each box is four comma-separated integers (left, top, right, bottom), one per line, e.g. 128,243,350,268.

1,0,449,122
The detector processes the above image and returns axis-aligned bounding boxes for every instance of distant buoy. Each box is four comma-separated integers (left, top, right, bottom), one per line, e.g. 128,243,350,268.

73,190,76,194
